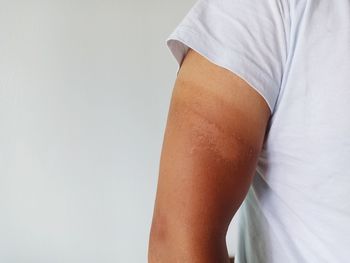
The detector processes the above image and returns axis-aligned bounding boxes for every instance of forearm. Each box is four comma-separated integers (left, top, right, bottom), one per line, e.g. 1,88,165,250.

148,228,231,263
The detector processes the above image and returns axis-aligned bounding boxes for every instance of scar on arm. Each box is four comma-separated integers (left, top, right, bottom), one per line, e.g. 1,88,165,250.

166,81,259,165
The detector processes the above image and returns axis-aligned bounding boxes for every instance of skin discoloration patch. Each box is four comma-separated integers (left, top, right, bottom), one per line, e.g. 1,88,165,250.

186,102,257,163
168,80,260,164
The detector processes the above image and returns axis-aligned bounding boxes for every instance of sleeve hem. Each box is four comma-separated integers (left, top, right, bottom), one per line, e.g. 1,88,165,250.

166,25,279,114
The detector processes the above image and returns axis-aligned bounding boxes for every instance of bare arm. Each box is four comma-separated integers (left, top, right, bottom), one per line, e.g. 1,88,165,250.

148,48,271,263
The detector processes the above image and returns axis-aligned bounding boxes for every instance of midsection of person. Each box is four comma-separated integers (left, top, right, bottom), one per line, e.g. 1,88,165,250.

236,0,350,262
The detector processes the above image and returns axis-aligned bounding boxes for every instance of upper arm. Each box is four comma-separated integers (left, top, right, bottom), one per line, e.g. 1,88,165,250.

150,48,271,246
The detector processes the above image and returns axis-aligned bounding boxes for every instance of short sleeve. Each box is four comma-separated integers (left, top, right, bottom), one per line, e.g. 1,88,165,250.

166,0,290,114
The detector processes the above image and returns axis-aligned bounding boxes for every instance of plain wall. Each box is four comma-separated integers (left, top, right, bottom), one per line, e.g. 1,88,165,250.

0,1,239,262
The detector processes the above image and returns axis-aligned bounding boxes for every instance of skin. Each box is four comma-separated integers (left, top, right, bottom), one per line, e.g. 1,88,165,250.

148,48,271,262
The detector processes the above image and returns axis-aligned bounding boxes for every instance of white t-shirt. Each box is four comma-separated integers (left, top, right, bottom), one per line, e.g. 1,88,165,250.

166,0,350,262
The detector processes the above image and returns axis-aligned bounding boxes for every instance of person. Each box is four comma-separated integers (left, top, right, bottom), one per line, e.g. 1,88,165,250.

148,0,350,262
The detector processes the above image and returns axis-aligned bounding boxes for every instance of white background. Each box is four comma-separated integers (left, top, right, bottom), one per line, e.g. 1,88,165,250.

0,1,239,262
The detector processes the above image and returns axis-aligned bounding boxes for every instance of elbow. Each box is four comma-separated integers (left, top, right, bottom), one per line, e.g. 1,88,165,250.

148,217,170,263
148,214,229,263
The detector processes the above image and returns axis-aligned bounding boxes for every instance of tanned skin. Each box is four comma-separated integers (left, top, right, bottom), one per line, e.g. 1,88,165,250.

148,48,271,263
